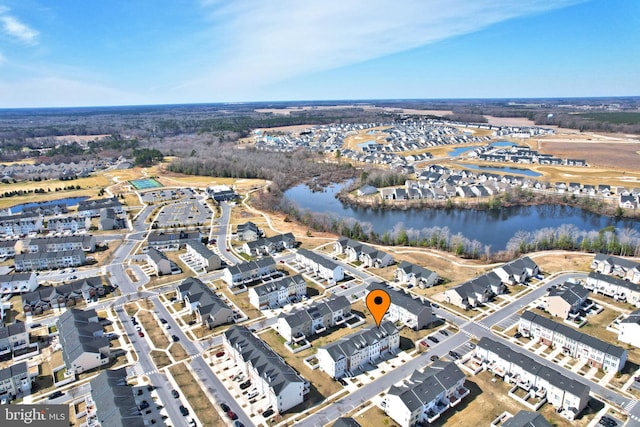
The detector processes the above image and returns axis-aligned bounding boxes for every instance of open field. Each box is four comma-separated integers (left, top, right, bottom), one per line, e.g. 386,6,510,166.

342,126,392,151
539,139,640,171
529,252,593,274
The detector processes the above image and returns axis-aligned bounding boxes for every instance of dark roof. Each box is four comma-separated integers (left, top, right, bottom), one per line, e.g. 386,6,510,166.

548,282,589,305
397,261,437,280
187,240,217,259
0,321,26,340
521,310,626,358
477,337,589,397
280,296,350,328
90,368,145,427
224,326,305,394
252,274,305,297
320,322,398,362
78,197,122,211
366,282,431,316
177,277,232,325
332,418,362,427
588,272,640,292
387,362,465,412
57,308,109,369
0,362,28,381
502,411,553,427
297,248,341,270
148,230,200,244
146,247,168,263
622,308,640,325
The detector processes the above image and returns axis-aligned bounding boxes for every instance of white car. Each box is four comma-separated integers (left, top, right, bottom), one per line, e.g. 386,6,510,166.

247,390,259,399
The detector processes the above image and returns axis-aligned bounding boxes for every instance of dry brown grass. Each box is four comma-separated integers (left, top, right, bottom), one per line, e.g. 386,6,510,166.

150,350,171,369
530,252,593,274
169,362,223,427
138,311,170,349
169,343,189,361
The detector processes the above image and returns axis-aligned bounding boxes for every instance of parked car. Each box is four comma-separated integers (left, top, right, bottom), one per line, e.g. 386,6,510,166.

179,405,189,416
449,351,461,360
599,416,617,427
215,351,225,358
234,422,245,427
465,342,475,349
263,408,274,418
240,380,252,390
29,323,42,329
439,329,449,336
419,340,429,348
220,403,230,412
139,400,150,410
48,391,64,400
247,390,259,399
188,419,197,427
227,410,238,420
138,331,145,337
430,355,439,361
431,302,439,308
172,335,180,342
427,336,439,344
159,318,168,324
337,378,348,386
171,389,179,399
188,320,197,326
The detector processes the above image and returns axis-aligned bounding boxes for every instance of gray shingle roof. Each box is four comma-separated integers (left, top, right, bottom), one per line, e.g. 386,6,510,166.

57,308,109,370
320,321,398,362
177,277,232,326
521,310,626,358
90,368,145,427
297,248,340,270
548,282,589,305
502,411,553,427
279,296,350,328
224,326,305,394
366,282,431,316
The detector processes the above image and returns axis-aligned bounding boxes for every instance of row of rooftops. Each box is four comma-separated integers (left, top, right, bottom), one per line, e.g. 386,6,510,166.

147,230,201,244
224,326,305,394
278,296,350,328
0,321,26,340
587,272,640,292
520,310,626,359
548,282,590,306
77,197,122,212
367,282,431,315
57,308,109,370
321,321,398,361
252,274,305,297
243,233,295,250
225,257,276,276
477,337,589,397
89,368,145,427
22,276,104,307
297,248,341,270
387,361,465,413
593,253,640,270
396,260,437,280
177,277,232,319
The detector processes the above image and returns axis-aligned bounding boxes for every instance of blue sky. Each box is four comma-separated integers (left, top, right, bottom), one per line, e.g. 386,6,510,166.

0,0,638,107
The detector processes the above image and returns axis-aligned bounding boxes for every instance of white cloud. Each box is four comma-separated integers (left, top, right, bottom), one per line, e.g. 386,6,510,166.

183,0,585,99
1,14,39,44
0,51,5,65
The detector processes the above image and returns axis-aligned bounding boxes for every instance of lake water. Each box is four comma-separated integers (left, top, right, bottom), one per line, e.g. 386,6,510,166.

9,196,89,213
284,183,640,251
448,140,517,158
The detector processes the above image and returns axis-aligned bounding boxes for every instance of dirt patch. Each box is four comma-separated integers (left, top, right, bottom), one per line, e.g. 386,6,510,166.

529,252,593,274
539,139,640,171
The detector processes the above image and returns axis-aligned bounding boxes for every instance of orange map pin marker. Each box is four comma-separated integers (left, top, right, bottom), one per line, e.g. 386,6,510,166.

366,289,391,327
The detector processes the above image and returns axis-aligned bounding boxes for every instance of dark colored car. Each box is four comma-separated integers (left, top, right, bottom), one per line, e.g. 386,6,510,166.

338,378,348,386
227,410,238,420
159,318,168,324
171,389,179,399
179,405,189,416
139,400,149,410
240,380,252,390
216,351,225,358
172,335,180,342
220,403,230,412
263,408,275,418
430,355,439,361
439,329,449,336
48,391,64,400
427,336,439,344
449,351,461,360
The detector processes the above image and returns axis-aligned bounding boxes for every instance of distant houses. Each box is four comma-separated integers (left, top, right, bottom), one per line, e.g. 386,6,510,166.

295,249,344,284
240,233,296,257
77,197,124,218
395,261,439,288
590,253,640,284
22,276,106,316
334,237,394,268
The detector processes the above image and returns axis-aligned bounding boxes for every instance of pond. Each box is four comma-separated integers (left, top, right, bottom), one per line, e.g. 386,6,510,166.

284,182,640,251
456,163,542,177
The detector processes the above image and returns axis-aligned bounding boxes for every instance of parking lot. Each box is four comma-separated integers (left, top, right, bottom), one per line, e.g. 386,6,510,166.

140,188,196,204
156,200,211,228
